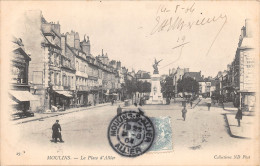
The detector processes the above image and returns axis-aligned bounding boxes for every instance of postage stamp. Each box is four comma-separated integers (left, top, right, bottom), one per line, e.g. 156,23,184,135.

148,116,173,152
108,111,155,157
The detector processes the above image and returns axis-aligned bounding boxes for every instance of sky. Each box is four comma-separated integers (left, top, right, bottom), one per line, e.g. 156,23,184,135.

3,1,259,77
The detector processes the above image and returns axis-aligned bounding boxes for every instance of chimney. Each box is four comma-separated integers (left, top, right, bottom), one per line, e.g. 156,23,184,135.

74,32,80,50
81,35,90,55
61,35,66,56
102,49,104,56
66,31,75,48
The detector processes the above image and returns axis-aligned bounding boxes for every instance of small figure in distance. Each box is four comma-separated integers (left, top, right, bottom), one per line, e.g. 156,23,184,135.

117,105,122,115
182,106,187,121
235,108,243,127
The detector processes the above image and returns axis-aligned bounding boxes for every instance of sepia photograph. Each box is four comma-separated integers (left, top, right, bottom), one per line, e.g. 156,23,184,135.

0,1,259,165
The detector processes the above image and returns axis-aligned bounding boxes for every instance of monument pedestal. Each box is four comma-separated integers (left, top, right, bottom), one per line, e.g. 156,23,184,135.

146,74,166,105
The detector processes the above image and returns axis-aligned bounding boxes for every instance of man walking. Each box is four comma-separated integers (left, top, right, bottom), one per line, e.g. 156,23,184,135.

207,102,211,111
235,109,243,127
182,106,187,121
190,100,193,109
52,120,64,143
111,99,114,106
117,105,122,115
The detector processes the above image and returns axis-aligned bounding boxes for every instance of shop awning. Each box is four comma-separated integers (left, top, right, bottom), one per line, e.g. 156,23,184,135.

55,91,73,98
9,90,38,102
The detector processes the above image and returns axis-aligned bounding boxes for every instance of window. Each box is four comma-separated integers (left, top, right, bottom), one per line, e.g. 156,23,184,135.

11,65,27,84
55,54,60,66
68,76,71,87
50,72,54,84
63,75,66,86
71,77,74,88
50,53,54,64
54,73,57,85
58,73,61,85
54,53,57,66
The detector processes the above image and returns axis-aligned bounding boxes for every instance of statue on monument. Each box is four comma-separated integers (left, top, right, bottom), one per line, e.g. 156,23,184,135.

153,58,163,74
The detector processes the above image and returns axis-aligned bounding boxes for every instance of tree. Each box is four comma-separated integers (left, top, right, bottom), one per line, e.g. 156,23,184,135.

177,77,199,95
141,81,151,93
124,79,137,101
161,76,174,99
136,81,143,93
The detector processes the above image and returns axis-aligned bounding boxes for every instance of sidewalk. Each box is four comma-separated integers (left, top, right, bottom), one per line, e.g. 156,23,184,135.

13,102,122,125
225,113,254,139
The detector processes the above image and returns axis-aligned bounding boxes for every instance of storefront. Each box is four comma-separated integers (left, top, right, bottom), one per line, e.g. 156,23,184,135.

239,91,255,111
76,91,88,107
51,90,74,109
10,37,38,114
89,89,99,106
9,90,38,112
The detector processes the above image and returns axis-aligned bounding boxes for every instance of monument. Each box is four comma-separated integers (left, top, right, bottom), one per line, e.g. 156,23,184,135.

146,59,166,105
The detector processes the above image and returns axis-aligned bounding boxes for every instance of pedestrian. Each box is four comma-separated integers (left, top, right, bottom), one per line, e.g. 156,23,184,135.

207,102,211,111
235,109,243,127
52,120,64,143
117,105,122,115
182,106,187,121
190,100,193,108
139,98,143,106
111,99,114,106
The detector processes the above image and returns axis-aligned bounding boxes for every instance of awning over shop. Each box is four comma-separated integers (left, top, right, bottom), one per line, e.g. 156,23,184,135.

9,90,38,102
55,91,73,98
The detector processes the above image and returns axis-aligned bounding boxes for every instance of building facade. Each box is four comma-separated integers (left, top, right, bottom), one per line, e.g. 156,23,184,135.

215,19,256,110
10,37,37,113
16,10,124,112
170,67,189,97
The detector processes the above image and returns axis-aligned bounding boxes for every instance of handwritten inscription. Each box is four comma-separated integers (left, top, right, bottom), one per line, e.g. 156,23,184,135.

151,3,227,35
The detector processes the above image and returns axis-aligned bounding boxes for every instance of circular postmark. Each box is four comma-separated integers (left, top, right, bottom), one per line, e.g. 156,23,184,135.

108,111,155,157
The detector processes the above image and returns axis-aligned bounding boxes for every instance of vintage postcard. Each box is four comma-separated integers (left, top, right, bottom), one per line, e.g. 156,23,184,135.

0,1,259,165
